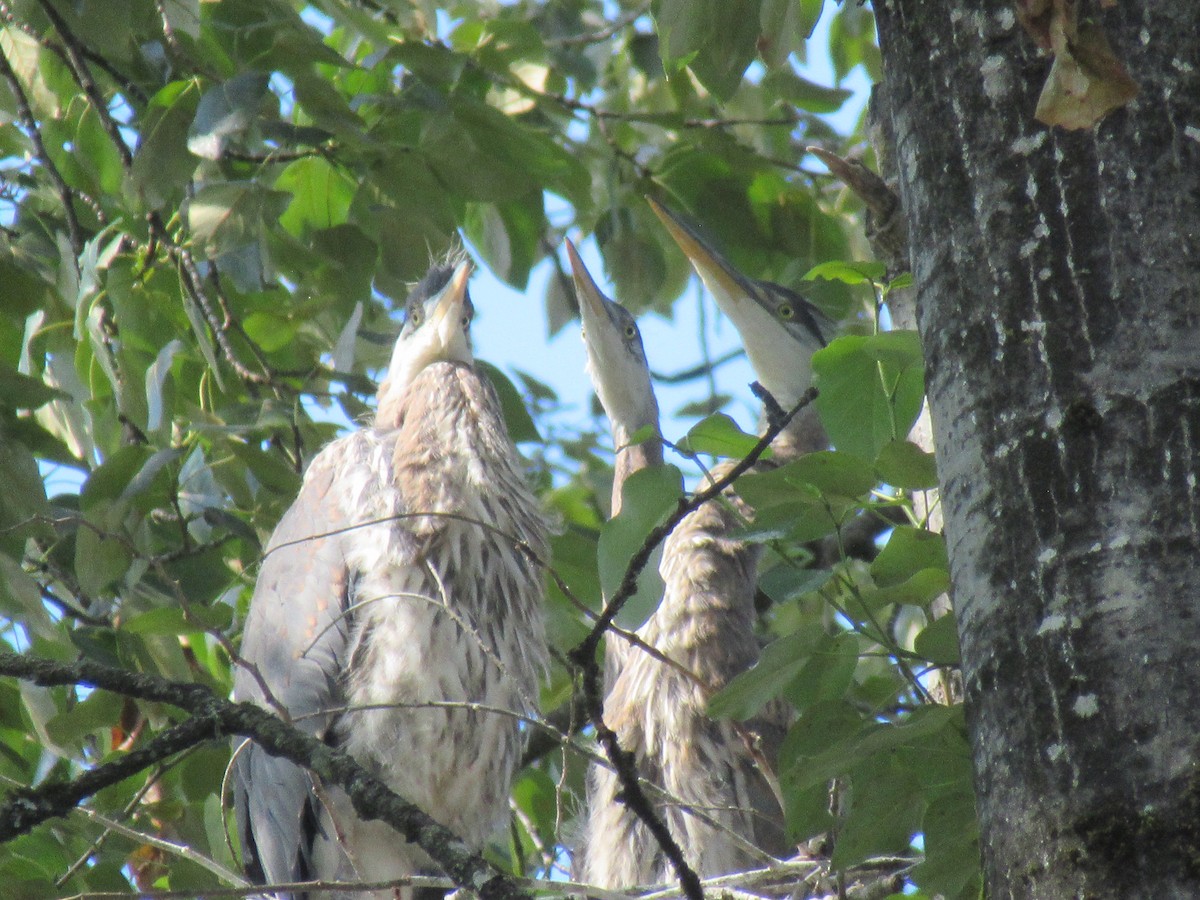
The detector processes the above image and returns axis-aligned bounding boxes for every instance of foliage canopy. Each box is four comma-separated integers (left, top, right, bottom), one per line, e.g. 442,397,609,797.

0,1,978,898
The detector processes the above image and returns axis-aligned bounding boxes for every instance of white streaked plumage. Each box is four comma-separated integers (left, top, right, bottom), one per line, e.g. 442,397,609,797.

234,260,548,900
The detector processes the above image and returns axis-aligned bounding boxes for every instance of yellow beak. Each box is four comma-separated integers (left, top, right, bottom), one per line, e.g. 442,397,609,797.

565,238,610,326
427,259,473,332
647,196,748,306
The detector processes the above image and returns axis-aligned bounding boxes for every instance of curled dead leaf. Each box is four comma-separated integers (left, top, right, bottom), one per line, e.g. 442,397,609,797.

1035,21,1139,129
1017,0,1138,129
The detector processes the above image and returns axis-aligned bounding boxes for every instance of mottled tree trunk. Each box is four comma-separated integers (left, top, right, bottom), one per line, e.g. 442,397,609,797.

873,1,1200,896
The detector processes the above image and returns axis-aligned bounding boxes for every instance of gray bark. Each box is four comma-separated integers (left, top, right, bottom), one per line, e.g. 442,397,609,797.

872,1,1200,896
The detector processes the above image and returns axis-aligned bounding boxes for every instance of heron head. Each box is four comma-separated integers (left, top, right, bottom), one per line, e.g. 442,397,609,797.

648,197,834,408
380,258,475,408
566,238,659,437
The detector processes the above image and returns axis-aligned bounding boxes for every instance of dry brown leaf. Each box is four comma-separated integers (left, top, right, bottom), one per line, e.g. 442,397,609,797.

1018,0,1138,129
1035,20,1139,129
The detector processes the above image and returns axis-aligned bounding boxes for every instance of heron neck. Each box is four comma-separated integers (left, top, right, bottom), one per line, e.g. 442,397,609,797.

611,422,663,516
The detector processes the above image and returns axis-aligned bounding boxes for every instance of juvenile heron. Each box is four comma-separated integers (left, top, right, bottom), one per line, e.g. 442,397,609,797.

566,241,791,889
648,197,834,457
233,257,549,900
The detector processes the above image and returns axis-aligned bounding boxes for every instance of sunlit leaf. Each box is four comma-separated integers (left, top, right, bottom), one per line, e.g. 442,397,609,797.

802,259,886,285
677,413,764,458
597,464,682,630
876,439,939,490
813,332,925,461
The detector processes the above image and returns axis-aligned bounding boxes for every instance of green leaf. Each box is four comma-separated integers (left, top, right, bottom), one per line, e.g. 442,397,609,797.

186,181,292,256
913,788,981,899
275,156,355,235
187,71,272,159
875,439,939,490
709,625,825,719
759,0,825,66
463,194,545,289
761,70,852,114
779,699,865,771
737,450,876,510
734,500,839,544
144,339,183,433
0,556,56,641
831,754,925,868
782,630,860,709
914,612,961,666
858,567,951,611
599,222,668,312
654,0,761,100
123,607,189,636
80,446,153,511
0,364,67,410
871,527,949,587
597,464,682,630
45,689,124,747
227,443,301,497
242,311,300,353
802,259,886,285
758,562,834,605
677,413,764,458
812,332,925,461
75,507,132,598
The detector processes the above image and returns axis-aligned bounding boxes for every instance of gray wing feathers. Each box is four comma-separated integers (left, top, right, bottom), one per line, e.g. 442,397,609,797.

233,447,354,893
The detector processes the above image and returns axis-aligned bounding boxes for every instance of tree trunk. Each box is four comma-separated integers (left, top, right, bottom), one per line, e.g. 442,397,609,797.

872,1,1200,896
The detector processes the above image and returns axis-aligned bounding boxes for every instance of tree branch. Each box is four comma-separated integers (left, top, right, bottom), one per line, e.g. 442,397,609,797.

0,651,533,900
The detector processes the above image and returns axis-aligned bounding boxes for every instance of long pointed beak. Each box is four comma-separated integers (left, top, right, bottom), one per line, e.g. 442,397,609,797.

565,238,609,327
428,259,473,331
647,196,751,307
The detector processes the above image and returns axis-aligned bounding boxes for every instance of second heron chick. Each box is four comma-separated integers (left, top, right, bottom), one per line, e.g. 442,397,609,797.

567,240,790,889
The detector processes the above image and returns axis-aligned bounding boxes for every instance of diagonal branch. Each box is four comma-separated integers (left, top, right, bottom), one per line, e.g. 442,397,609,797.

0,650,532,900
571,386,817,662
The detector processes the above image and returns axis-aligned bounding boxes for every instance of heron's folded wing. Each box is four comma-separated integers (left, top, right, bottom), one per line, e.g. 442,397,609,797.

233,446,354,890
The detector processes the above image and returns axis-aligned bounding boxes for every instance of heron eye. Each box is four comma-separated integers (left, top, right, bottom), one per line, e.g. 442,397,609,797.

778,303,794,320
624,325,637,339
461,315,471,328
409,309,423,327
